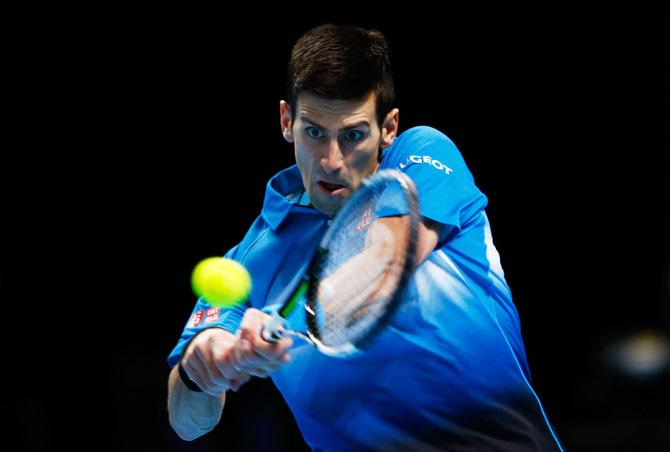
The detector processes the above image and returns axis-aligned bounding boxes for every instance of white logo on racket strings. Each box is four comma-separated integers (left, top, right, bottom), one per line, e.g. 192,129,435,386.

355,207,373,232
398,155,454,175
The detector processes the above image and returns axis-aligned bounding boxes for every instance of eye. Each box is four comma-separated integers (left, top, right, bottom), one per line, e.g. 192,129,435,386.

345,130,364,142
306,127,323,139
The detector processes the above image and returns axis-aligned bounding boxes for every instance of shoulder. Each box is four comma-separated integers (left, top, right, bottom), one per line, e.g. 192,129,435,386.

379,125,487,231
380,125,466,175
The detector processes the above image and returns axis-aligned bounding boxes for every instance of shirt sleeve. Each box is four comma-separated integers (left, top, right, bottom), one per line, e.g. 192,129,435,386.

380,126,488,242
166,245,249,368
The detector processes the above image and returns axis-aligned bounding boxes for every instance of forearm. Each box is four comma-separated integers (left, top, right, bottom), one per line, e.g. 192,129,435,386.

167,365,226,441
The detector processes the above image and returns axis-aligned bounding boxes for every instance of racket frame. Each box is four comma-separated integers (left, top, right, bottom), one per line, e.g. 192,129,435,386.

262,169,420,358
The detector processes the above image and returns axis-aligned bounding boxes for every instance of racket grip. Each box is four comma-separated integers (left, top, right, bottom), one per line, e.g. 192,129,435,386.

261,309,287,342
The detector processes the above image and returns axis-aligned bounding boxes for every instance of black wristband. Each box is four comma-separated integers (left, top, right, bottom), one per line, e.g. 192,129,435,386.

178,360,203,392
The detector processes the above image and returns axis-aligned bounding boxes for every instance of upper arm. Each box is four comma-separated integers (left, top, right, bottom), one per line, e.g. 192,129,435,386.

365,215,443,266
381,126,488,241
416,217,443,264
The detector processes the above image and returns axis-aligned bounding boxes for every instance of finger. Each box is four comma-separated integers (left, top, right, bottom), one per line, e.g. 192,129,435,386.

230,373,252,392
231,332,264,366
235,349,287,370
194,343,229,386
219,334,260,380
231,350,284,377
252,336,294,360
235,346,272,367
182,357,229,396
233,357,279,377
237,308,268,341
238,324,292,354
238,309,282,348
211,344,242,381
280,351,291,364
235,350,291,376
230,336,270,375
237,310,292,360
234,365,270,379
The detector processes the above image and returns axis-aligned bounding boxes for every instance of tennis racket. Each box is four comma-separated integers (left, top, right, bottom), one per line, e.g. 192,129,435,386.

261,169,420,358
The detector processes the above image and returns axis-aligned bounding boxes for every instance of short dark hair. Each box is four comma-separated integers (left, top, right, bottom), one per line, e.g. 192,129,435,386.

286,24,395,129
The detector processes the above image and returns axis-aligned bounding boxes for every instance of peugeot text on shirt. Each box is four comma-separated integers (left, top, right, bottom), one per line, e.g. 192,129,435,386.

398,154,454,175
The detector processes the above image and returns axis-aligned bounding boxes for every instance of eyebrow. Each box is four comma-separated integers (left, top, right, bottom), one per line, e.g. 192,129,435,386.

300,115,370,131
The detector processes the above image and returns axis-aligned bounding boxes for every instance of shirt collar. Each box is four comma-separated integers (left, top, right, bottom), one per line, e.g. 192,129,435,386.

261,165,324,230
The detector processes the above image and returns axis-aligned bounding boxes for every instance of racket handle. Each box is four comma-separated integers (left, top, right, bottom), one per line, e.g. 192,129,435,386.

261,309,287,342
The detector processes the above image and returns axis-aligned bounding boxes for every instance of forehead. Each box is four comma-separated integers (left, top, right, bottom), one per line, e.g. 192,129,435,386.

295,92,377,126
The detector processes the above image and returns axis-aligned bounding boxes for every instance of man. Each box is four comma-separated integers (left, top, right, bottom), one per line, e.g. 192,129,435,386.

167,24,563,451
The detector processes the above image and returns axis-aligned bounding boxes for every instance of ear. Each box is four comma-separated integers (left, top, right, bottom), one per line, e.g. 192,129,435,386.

279,100,294,143
380,108,399,149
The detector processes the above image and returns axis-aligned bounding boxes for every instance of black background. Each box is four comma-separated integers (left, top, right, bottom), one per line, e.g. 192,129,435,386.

3,4,669,451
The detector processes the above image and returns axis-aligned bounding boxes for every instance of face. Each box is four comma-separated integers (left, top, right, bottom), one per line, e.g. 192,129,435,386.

280,92,399,216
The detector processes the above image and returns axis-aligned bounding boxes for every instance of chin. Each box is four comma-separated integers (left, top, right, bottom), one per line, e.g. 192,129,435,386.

310,196,341,217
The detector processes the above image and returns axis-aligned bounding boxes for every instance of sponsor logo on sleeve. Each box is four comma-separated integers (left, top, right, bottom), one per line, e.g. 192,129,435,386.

398,155,454,175
204,307,221,324
355,207,373,232
187,310,204,328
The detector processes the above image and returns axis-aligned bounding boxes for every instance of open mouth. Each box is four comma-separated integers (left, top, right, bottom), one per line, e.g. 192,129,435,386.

318,181,347,195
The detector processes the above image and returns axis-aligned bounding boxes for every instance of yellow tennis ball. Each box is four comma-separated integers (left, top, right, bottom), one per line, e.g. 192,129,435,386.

191,257,251,307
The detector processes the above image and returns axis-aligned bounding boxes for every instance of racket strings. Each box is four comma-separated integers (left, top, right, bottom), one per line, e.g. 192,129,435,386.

314,179,412,348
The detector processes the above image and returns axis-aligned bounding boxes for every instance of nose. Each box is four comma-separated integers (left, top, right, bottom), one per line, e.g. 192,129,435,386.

320,138,344,174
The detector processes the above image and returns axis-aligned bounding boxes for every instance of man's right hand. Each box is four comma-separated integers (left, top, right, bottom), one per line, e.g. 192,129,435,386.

232,308,293,379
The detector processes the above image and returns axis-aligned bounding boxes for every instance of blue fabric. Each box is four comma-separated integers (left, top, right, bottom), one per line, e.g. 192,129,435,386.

168,126,563,451
167,166,328,367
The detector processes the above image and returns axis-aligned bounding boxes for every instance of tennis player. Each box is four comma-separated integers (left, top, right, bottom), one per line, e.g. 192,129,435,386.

167,23,564,450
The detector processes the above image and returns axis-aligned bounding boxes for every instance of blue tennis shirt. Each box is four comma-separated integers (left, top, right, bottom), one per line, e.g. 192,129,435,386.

168,126,563,451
